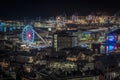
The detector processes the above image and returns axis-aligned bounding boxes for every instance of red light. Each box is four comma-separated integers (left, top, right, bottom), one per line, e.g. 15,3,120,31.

26,32,31,39
114,46,117,50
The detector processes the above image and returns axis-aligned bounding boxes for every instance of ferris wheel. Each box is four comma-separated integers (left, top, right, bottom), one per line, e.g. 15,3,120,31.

22,25,51,48
22,25,35,44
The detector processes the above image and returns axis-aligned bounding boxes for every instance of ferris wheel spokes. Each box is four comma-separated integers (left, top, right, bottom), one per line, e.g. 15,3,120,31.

22,25,50,47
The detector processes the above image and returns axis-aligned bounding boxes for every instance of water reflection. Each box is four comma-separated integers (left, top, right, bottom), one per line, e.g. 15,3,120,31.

101,44,117,54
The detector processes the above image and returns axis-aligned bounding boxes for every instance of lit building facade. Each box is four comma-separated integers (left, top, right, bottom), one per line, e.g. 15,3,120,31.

53,30,78,51
0,20,24,32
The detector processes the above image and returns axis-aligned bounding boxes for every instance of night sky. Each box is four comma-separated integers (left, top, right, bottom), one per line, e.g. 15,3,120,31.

0,0,120,20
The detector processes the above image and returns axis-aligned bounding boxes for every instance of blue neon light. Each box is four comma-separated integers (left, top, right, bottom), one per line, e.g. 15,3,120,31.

0,23,6,32
9,27,13,31
108,45,114,51
105,45,117,53
106,35,116,42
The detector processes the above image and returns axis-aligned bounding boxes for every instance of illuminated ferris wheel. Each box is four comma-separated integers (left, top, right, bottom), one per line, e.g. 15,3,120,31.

22,25,35,44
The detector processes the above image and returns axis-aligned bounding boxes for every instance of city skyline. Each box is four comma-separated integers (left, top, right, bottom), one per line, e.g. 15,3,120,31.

0,1,120,79
0,0,120,20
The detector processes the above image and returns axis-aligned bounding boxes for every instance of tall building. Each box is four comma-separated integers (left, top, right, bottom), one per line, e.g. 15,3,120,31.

53,30,78,51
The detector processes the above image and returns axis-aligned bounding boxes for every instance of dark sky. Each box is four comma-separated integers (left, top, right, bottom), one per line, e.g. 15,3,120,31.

0,0,120,20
